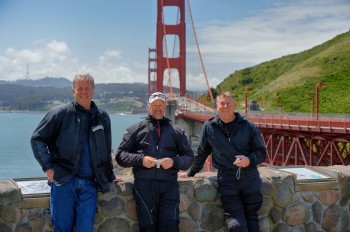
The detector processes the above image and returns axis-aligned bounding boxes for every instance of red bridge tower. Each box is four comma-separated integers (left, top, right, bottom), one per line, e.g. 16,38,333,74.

149,0,186,96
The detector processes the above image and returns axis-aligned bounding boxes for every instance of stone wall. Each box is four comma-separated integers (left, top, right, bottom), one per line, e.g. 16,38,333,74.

1,166,350,232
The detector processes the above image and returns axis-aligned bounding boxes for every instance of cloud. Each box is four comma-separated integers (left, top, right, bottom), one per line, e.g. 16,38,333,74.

0,0,349,91
185,73,221,91
98,49,122,63
104,49,121,59
0,40,74,80
5,48,43,63
0,40,145,84
46,40,70,61
46,40,70,54
188,0,350,85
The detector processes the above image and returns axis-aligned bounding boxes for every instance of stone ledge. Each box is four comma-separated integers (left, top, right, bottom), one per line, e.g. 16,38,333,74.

1,166,350,232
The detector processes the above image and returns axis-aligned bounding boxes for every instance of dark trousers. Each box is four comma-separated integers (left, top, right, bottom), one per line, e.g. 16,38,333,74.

218,168,263,232
133,178,180,232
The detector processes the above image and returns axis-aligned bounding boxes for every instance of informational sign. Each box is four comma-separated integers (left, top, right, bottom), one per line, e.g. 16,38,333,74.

279,167,330,180
16,179,50,195
269,166,338,191
11,178,50,197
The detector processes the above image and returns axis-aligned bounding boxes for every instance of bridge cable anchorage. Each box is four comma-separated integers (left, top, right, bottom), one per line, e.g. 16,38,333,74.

186,0,214,104
160,0,173,97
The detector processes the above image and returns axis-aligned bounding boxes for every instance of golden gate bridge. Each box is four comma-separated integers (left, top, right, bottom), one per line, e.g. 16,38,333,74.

148,0,350,167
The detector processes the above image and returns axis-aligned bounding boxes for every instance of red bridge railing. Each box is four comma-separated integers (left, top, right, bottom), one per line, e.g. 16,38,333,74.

178,112,350,167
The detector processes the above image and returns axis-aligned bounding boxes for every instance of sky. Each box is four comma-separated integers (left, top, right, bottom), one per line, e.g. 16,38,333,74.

0,0,349,91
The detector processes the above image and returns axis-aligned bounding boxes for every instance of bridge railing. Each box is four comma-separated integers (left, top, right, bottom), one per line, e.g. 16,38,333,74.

248,114,350,135
179,110,350,135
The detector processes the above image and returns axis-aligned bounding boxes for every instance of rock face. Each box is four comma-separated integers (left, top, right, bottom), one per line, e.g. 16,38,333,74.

1,166,350,232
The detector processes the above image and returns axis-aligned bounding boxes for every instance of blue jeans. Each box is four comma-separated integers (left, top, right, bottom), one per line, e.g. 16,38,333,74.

50,176,98,232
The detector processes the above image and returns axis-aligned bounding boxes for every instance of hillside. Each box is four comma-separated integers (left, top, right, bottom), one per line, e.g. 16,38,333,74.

206,31,350,114
8,77,72,87
0,79,201,113
2,32,349,114
0,82,149,113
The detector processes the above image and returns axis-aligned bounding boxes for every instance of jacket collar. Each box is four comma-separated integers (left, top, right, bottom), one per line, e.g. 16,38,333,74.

73,101,98,115
146,115,169,126
212,112,244,125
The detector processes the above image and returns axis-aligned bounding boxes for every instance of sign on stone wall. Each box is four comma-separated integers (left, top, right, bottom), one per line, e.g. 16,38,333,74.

11,177,50,197
269,166,338,191
10,177,50,208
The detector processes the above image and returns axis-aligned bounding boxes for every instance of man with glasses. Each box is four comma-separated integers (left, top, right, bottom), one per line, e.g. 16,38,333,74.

116,92,194,232
31,73,118,232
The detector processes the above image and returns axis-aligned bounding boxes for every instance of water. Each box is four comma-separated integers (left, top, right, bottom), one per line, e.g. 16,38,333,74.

0,112,144,180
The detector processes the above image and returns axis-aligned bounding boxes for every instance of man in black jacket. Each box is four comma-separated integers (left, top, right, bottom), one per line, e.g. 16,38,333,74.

115,92,194,232
31,73,118,232
179,91,266,232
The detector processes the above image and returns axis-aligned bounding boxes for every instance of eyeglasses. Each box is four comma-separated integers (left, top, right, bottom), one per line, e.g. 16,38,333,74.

149,92,166,103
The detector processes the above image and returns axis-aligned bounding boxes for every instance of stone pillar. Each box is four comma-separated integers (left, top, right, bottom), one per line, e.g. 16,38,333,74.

165,100,177,122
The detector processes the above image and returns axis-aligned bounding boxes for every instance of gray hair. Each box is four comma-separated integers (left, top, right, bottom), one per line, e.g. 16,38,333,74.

72,73,95,89
216,91,235,102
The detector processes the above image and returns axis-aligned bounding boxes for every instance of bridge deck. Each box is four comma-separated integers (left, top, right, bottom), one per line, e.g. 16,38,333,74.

174,101,350,166
249,116,350,135
179,111,350,135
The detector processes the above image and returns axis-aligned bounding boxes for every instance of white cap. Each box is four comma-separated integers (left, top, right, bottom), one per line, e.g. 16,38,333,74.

148,92,166,103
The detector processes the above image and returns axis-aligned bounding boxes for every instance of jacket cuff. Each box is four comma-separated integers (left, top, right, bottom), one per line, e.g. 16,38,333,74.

108,174,116,182
136,155,145,167
187,169,195,177
42,164,53,172
247,156,254,167
171,157,179,169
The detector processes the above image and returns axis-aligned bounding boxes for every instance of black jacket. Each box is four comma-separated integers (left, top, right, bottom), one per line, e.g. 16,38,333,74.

30,101,115,194
188,112,266,177
115,115,194,181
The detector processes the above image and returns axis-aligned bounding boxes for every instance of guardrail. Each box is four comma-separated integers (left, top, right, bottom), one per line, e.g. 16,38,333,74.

249,116,350,135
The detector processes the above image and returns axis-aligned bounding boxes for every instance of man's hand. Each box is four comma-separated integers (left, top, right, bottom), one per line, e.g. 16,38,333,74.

113,176,124,182
233,155,250,168
46,168,54,182
178,171,189,178
160,158,173,169
143,156,156,168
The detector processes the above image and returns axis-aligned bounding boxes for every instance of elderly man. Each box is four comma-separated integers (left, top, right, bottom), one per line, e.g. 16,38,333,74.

179,91,266,232
115,92,194,232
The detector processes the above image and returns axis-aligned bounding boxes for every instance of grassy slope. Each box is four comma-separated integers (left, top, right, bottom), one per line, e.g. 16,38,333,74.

209,31,350,113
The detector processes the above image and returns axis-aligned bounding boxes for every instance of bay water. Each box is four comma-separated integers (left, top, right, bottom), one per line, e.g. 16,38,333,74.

0,112,144,180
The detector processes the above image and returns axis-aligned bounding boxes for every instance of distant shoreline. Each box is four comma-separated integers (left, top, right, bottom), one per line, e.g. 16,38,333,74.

0,109,147,115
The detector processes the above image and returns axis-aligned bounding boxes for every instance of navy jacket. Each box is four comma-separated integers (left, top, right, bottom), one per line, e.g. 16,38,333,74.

30,101,115,193
188,112,266,176
115,115,194,181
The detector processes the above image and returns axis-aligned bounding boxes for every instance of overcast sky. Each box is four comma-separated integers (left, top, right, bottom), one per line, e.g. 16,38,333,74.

0,0,349,91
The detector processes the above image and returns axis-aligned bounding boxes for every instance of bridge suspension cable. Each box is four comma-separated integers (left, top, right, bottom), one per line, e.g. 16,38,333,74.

157,0,214,103
186,0,214,104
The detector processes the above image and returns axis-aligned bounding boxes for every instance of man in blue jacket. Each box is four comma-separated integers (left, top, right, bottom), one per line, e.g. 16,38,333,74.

31,73,118,232
179,91,266,232
116,92,194,232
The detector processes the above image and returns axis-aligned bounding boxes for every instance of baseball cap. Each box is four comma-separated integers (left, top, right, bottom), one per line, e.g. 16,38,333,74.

148,92,166,103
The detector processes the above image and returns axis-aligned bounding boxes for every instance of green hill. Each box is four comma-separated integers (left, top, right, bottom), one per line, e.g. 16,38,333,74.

207,31,350,114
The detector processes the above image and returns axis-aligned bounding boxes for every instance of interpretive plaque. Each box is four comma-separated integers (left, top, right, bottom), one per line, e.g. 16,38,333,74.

279,167,331,180
15,179,50,196
269,166,338,191
10,177,50,208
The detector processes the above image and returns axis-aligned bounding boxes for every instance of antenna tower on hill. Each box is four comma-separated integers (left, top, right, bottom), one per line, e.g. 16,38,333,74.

26,63,30,79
